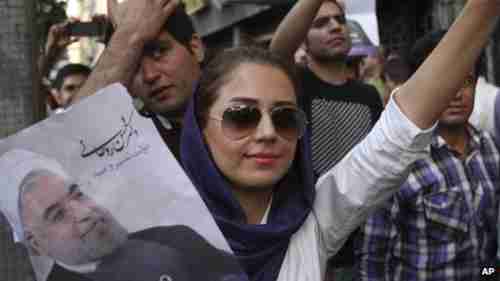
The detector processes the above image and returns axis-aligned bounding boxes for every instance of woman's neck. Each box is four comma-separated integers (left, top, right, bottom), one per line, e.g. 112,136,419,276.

232,187,273,224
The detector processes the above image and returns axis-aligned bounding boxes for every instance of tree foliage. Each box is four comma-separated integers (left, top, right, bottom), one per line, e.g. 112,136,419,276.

36,0,68,48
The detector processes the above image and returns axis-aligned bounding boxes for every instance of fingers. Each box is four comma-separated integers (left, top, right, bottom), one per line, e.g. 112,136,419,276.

47,24,59,37
107,0,119,26
107,0,118,15
49,21,67,34
162,0,180,15
67,17,80,24
49,18,79,37
92,14,109,24
62,17,80,34
69,37,79,45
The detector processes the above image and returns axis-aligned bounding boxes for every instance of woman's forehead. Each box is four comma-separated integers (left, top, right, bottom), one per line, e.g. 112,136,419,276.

215,63,297,106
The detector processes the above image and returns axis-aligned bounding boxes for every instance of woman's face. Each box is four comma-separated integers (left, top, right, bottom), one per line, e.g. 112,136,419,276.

203,63,298,191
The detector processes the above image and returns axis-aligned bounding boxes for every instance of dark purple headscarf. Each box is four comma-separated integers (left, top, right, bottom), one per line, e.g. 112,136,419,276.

180,88,315,281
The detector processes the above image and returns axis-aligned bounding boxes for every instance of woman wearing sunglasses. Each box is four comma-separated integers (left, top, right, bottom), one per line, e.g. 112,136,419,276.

180,2,499,280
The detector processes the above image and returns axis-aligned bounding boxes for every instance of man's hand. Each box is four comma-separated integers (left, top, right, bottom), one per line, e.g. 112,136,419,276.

91,14,111,44
107,0,180,44
44,18,79,59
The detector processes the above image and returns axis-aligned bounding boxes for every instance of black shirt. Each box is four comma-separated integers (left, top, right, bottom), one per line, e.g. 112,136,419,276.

151,115,183,163
300,68,383,176
46,226,245,281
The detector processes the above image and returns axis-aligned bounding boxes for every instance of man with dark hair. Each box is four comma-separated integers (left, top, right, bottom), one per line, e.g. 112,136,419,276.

355,30,500,281
72,0,205,160
271,0,382,176
51,64,91,111
38,19,94,115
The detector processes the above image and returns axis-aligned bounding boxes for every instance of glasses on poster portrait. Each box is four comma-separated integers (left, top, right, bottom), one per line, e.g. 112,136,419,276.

209,104,308,141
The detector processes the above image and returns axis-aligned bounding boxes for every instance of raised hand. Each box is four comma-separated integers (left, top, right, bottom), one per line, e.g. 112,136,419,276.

91,14,111,44
44,18,79,58
107,0,180,43
107,0,126,28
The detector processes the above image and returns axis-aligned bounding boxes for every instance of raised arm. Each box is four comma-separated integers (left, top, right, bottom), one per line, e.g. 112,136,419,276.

314,0,500,257
396,0,500,129
269,0,324,60
38,19,79,78
71,0,178,104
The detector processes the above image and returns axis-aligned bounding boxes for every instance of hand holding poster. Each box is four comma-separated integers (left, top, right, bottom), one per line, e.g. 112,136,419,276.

0,84,247,281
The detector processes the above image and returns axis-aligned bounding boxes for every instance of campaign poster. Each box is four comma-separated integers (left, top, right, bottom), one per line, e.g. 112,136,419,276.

0,84,245,281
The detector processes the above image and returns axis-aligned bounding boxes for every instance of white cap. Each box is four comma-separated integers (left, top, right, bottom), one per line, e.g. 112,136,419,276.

0,149,69,242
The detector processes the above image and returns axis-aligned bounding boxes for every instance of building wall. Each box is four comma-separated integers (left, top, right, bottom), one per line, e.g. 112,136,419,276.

0,0,37,280
0,0,38,137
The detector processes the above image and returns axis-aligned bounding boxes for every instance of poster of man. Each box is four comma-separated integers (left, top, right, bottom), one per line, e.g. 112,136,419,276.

0,84,247,281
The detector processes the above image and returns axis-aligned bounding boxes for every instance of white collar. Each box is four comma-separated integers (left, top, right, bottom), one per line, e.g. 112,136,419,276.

259,195,273,224
56,260,100,274
156,115,173,130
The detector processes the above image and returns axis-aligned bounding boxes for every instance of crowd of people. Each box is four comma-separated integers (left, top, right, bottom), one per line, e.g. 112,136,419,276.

5,0,500,280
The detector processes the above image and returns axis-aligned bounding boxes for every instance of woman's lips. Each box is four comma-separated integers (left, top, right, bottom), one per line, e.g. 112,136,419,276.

248,154,281,166
445,106,466,113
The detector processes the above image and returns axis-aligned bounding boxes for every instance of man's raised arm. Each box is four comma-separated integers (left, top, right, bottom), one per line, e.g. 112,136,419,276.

396,0,500,129
269,0,326,60
71,0,178,104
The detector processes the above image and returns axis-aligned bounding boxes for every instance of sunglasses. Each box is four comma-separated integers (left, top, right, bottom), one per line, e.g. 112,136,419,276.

311,14,347,29
209,104,308,141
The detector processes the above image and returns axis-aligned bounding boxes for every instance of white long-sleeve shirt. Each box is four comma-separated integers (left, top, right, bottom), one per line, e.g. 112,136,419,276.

469,76,499,135
276,95,435,281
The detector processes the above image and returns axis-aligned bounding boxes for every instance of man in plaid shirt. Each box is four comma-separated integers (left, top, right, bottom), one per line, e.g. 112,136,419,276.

355,30,500,281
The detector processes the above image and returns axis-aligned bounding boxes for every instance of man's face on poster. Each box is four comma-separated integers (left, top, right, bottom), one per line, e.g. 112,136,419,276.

21,170,128,265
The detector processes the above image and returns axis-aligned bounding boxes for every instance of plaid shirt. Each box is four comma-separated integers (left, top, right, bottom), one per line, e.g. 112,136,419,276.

356,126,500,281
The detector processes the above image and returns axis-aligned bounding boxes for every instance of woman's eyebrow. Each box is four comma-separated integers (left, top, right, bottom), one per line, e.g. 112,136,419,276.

228,97,258,104
227,97,296,108
273,101,296,107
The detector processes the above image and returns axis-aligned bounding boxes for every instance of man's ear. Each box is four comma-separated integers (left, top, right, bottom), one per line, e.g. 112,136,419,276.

189,34,205,63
